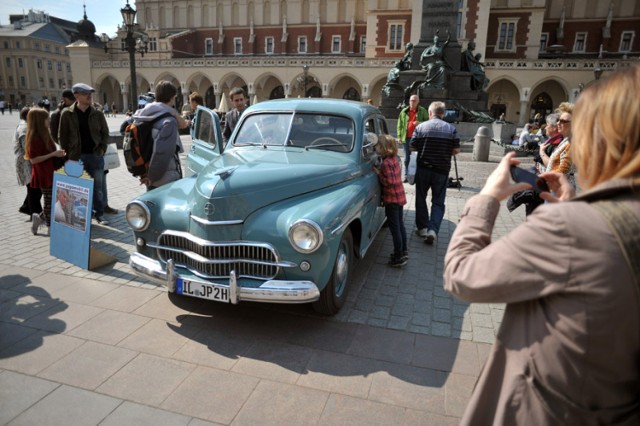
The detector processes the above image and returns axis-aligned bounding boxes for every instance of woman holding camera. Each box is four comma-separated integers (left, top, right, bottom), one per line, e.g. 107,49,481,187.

445,65,640,424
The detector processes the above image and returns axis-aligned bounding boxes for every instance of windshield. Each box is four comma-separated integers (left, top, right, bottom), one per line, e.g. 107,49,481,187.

233,112,355,152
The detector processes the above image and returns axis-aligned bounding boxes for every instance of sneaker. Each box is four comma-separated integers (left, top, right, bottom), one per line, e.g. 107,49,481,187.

388,257,408,268
104,206,119,215
415,228,428,238
31,213,43,235
425,230,437,245
94,216,109,225
389,251,409,262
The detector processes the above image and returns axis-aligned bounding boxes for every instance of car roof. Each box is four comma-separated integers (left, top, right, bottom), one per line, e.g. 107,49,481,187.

243,98,380,120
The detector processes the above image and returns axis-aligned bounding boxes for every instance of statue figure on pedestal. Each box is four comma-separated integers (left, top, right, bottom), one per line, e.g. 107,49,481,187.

383,43,414,96
461,41,489,91
419,31,451,89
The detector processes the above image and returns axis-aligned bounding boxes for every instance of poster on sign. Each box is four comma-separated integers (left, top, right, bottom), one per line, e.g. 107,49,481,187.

50,161,116,270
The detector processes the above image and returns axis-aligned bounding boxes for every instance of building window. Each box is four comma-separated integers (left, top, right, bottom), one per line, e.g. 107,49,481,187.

16,41,21,49
3,41,8,49
18,58,24,68
388,23,404,51
58,78,65,89
620,31,634,52
234,37,243,54
573,32,587,52
44,44,50,52
540,32,548,52
55,46,60,54
66,63,71,72
57,62,62,71
205,38,214,55
34,42,40,50
37,60,42,69
148,37,157,51
64,48,68,55
265,36,274,54
49,78,54,88
298,36,307,53
5,58,10,67
47,60,52,70
8,76,14,87
497,19,517,51
39,77,44,88
332,35,342,53
360,36,366,53
20,76,26,87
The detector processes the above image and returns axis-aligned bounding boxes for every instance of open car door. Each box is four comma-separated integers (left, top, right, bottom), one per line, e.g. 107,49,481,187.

185,105,224,176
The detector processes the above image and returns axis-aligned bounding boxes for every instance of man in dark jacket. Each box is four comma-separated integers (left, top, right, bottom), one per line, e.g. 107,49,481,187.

50,89,75,144
222,87,248,143
58,83,110,225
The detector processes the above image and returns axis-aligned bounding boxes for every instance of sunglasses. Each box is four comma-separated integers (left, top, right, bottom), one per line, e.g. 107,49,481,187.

558,119,571,124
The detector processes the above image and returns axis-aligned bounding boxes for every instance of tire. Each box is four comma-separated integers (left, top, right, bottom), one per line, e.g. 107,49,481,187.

313,229,353,315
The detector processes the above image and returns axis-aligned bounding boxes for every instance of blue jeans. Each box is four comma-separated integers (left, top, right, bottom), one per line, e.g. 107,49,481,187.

403,139,412,176
385,203,407,259
80,153,105,217
415,167,448,234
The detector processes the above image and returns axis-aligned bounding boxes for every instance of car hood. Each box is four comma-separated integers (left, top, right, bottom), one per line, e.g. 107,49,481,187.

189,147,358,221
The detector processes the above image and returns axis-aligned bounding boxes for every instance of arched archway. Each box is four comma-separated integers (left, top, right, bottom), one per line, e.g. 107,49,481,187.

487,77,520,123
530,92,552,121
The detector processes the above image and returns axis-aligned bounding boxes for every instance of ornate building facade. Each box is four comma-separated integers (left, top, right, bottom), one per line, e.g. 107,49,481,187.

3,1,638,125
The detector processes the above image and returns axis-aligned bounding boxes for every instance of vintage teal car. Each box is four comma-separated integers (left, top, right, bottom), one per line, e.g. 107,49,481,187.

126,99,388,314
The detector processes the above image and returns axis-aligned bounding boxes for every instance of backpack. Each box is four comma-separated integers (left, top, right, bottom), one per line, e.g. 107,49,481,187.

123,112,173,177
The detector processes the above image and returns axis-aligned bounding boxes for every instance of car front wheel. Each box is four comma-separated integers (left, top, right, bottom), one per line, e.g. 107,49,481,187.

313,229,353,315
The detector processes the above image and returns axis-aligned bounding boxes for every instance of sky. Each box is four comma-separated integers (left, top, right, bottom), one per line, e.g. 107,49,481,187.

0,0,132,38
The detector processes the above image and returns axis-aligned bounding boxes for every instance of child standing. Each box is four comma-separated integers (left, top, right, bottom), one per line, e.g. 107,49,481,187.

374,135,408,267
25,108,66,235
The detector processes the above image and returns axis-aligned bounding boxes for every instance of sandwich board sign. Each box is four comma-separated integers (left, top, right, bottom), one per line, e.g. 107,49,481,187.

50,161,116,270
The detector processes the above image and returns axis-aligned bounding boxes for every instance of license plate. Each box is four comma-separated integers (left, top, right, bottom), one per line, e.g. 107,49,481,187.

176,278,229,303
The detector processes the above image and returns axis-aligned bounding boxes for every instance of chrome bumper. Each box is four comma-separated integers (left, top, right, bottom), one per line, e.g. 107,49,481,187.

129,252,320,304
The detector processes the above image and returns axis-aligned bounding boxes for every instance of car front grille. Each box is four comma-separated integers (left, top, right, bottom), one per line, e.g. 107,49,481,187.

155,231,279,280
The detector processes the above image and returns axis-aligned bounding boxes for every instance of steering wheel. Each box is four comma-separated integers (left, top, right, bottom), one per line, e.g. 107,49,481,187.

309,137,342,146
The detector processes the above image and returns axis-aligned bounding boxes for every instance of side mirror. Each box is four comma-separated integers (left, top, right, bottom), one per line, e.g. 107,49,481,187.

362,132,378,149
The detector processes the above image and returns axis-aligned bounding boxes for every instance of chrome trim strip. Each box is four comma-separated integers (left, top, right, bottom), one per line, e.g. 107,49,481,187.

129,252,320,303
229,270,238,304
191,216,244,226
166,259,176,292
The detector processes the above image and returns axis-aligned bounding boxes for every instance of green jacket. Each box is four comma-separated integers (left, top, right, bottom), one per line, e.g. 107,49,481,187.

58,103,109,161
397,105,429,142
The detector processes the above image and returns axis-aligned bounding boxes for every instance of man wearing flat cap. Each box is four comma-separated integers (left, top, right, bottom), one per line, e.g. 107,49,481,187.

58,83,110,225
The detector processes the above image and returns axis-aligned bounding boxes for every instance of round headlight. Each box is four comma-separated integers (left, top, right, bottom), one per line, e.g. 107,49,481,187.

126,201,150,231
289,220,323,253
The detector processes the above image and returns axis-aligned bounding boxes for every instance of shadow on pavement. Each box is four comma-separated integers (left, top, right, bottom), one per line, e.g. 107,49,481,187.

0,274,68,358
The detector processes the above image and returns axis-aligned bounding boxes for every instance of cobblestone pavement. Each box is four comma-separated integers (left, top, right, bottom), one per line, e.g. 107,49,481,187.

0,111,528,424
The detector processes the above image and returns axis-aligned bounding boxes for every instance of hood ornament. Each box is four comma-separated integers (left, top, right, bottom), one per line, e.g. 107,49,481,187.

203,202,215,216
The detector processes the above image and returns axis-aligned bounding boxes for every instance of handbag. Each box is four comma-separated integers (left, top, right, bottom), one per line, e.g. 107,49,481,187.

104,144,121,170
407,152,417,185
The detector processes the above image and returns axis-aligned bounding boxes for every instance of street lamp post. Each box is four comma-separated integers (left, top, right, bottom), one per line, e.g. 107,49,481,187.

302,64,309,98
121,1,138,112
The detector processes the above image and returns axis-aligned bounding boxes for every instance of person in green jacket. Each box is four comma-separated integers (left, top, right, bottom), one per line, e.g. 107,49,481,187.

397,94,429,181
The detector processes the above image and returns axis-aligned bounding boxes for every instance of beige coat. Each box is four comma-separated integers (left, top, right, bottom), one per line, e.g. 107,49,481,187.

444,179,640,425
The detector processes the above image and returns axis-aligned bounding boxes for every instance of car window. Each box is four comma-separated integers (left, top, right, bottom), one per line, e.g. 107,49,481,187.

234,112,354,152
194,109,217,148
234,113,293,146
289,114,354,152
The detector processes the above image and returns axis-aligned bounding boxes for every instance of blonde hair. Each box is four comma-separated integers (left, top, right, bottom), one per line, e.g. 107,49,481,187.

25,108,54,159
572,64,640,189
377,134,398,158
555,101,574,115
